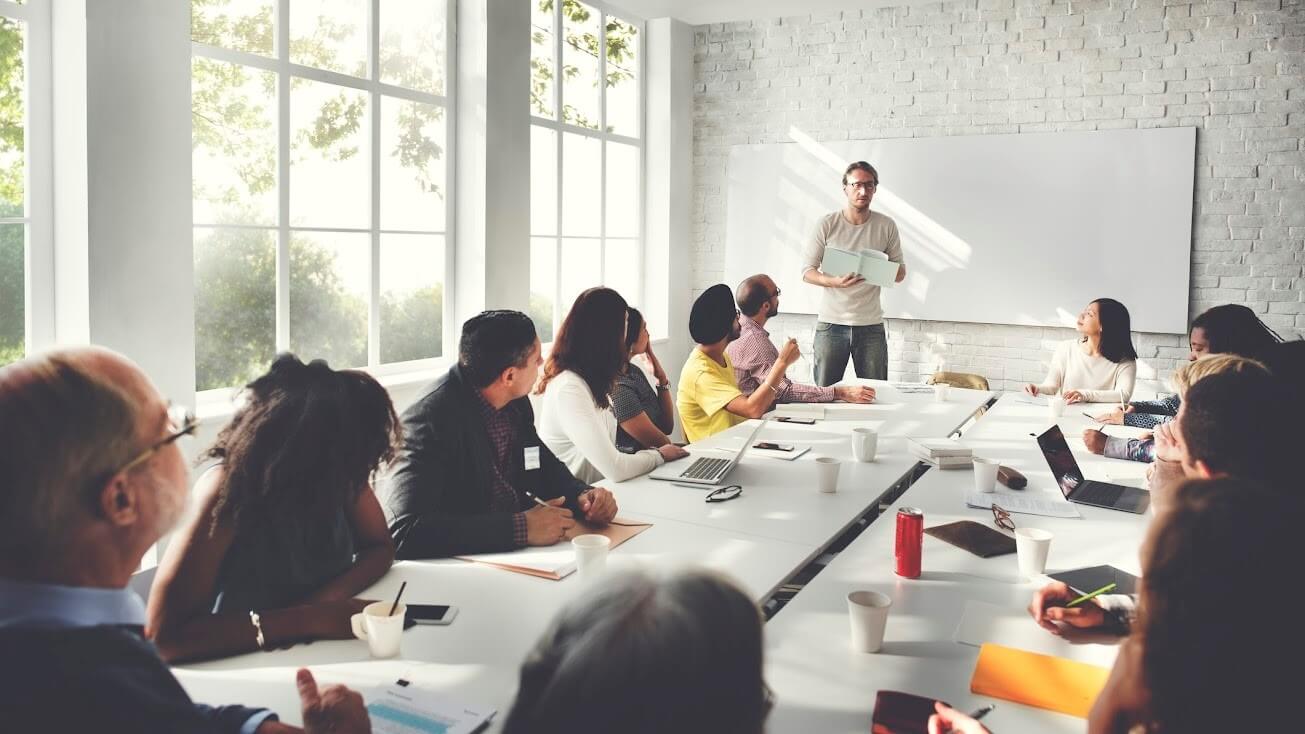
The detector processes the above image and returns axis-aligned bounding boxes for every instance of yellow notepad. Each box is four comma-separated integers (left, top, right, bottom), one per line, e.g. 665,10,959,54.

970,643,1110,718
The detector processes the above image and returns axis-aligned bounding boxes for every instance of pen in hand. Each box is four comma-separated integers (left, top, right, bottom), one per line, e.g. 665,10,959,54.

1066,582,1117,608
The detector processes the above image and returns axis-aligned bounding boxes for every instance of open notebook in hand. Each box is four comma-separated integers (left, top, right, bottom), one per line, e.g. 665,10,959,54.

821,247,900,287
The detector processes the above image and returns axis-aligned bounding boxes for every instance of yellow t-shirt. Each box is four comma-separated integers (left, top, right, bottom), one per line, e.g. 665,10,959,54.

677,348,746,444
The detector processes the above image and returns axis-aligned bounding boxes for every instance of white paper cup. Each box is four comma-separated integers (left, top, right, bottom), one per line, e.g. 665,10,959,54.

1047,395,1066,419
933,383,950,402
851,427,878,463
847,590,892,653
973,457,1000,493
351,601,406,658
572,534,611,581
1015,528,1054,580
815,457,841,493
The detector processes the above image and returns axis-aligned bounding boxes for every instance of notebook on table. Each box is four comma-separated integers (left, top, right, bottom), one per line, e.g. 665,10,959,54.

455,517,652,580
970,643,1110,718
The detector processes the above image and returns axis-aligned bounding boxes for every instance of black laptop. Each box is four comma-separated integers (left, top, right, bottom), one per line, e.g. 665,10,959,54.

1035,426,1149,514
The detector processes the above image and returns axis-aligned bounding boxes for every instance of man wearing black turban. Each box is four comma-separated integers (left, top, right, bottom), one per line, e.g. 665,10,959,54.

675,284,801,442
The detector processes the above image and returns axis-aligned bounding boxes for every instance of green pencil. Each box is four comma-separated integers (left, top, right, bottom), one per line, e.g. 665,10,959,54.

1066,582,1117,608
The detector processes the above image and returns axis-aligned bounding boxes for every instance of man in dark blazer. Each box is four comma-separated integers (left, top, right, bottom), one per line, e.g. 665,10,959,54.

0,347,368,733
387,310,619,558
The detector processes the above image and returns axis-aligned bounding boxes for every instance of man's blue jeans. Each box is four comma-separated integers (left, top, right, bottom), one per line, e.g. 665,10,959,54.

812,322,887,386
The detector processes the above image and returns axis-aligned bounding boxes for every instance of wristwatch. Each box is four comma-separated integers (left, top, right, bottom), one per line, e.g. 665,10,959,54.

656,382,670,391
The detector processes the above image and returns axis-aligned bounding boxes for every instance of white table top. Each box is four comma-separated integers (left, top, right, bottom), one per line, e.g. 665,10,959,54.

606,382,994,548
175,514,815,729
763,395,1154,733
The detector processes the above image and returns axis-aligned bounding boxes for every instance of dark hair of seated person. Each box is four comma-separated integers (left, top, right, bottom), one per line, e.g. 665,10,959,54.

1190,303,1283,361
625,307,645,355
458,310,539,389
1261,339,1305,410
1176,365,1292,487
502,569,771,734
1137,477,1305,733
535,287,630,409
1089,297,1138,364
204,353,402,531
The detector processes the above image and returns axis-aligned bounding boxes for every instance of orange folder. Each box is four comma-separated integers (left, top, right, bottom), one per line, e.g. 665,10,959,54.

970,643,1110,718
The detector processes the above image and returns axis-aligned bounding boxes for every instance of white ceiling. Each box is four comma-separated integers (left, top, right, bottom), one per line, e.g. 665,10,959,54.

609,0,935,25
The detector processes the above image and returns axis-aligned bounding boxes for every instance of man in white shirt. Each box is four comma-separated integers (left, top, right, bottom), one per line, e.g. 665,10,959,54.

799,161,907,386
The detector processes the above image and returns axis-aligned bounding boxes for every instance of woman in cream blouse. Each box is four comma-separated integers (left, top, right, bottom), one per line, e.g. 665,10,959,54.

1025,298,1138,404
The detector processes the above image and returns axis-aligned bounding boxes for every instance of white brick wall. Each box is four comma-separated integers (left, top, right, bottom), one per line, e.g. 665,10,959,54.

691,0,1305,393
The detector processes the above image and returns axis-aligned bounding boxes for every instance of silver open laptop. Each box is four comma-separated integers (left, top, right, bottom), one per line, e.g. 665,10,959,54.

649,419,770,485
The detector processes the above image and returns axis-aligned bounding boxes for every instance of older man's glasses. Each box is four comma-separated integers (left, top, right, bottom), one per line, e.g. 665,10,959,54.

117,404,198,474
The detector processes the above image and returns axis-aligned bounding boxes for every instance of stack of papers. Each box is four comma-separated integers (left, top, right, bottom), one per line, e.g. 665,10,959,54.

368,683,496,734
965,491,1081,519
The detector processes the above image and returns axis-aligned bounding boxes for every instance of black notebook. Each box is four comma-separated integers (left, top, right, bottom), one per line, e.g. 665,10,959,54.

1048,565,1139,596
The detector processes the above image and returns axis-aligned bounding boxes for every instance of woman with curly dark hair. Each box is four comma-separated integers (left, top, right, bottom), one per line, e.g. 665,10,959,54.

146,354,402,663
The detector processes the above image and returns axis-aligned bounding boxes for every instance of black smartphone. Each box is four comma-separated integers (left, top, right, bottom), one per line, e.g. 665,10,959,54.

406,604,458,626
775,416,816,425
754,441,795,452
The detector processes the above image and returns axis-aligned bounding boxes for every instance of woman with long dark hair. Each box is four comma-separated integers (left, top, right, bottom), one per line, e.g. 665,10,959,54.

146,354,401,662
537,288,687,483
610,308,678,451
1025,298,1138,404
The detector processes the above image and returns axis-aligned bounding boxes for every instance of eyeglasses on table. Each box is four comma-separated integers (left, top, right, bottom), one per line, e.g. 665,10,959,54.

705,485,743,503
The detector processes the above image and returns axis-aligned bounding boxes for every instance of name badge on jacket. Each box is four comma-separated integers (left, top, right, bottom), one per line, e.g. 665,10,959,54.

524,446,541,471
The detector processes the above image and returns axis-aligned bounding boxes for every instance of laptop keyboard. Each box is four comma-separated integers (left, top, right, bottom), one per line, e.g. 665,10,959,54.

680,457,730,480
1076,481,1126,506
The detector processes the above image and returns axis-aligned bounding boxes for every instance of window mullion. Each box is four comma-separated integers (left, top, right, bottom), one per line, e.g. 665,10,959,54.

275,0,290,351
367,0,381,367
598,13,607,292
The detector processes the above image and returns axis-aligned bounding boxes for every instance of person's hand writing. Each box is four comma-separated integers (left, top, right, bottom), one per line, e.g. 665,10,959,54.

1023,384,1039,396
927,702,990,734
1063,389,1086,404
525,497,574,545
1082,428,1108,455
1028,581,1107,634
297,668,372,734
578,487,618,525
835,385,876,403
1098,406,1129,424
831,273,864,288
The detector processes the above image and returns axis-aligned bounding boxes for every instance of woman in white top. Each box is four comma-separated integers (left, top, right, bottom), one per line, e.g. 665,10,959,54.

536,287,688,483
1024,298,1138,404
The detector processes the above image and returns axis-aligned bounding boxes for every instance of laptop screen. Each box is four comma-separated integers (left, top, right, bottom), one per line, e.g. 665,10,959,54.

1036,425,1085,498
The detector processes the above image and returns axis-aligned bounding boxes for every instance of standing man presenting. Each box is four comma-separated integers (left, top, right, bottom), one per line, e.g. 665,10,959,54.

800,161,906,386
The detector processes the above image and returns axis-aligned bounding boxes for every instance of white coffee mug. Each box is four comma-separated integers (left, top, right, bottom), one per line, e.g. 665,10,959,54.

847,590,892,653
1015,528,1054,581
351,601,406,658
815,457,840,493
973,457,1000,493
851,427,878,463
572,534,611,581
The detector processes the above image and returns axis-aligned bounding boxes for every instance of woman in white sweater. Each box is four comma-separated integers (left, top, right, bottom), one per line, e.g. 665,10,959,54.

536,287,688,483
1025,298,1138,404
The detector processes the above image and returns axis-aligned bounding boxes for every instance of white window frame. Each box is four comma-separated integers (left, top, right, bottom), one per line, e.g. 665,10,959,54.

191,0,455,402
0,0,53,357
529,0,645,336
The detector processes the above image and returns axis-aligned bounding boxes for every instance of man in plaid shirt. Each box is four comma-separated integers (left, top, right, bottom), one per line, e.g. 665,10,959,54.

726,275,877,405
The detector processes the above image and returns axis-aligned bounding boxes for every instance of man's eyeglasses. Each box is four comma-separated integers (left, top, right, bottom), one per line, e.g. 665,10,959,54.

991,503,1015,532
845,180,878,191
117,404,198,474
706,485,743,503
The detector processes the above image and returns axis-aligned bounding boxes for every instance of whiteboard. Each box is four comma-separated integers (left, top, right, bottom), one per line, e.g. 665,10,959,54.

723,127,1195,334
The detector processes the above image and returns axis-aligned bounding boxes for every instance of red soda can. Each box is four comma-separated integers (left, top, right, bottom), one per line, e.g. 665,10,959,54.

895,507,924,578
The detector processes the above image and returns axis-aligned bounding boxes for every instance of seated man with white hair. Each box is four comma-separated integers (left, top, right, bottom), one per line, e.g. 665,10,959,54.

0,347,369,733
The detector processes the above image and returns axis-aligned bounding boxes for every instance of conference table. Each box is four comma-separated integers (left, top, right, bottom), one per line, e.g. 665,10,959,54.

763,394,1153,733
174,383,1155,732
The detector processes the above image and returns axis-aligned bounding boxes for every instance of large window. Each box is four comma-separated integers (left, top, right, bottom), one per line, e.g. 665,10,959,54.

529,0,642,342
191,0,450,392
0,1,29,366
